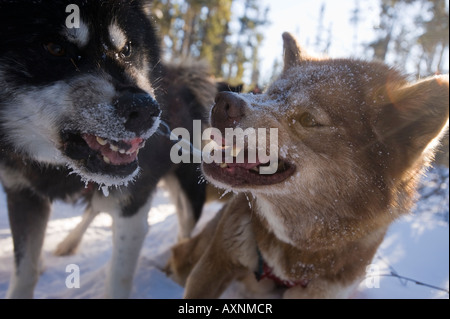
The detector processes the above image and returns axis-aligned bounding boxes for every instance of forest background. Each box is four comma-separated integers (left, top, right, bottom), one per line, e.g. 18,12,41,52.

150,0,449,89
150,0,449,164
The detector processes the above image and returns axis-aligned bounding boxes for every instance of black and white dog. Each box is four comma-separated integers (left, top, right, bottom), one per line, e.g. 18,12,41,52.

0,0,215,298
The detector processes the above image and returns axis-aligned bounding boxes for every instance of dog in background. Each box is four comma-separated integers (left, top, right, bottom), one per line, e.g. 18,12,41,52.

0,0,215,298
168,32,449,299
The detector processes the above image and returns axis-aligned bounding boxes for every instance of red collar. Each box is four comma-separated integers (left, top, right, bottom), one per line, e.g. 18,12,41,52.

255,249,309,289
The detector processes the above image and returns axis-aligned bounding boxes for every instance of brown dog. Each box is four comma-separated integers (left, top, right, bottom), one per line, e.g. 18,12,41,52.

168,32,449,299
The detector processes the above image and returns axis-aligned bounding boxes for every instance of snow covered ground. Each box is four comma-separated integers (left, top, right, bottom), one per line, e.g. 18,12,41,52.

0,166,448,299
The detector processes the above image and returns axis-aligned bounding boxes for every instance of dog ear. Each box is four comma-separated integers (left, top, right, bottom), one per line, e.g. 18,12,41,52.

376,74,449,167
282,32,314,71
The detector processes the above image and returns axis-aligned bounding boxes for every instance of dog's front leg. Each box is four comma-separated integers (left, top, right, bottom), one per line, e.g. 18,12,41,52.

6,188,51,299
91,191,151,299
54,205,99,256
106,207,149,299
184,259,235,299
183,197,255,299
183,247,246,299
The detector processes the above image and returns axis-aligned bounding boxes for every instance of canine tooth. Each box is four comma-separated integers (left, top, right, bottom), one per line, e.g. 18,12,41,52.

110,144,119,152
96,137,108,146
103,156,111,164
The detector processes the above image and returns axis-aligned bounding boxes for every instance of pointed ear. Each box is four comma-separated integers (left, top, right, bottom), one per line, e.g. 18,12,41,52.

282,32,314,71
376,75,449,166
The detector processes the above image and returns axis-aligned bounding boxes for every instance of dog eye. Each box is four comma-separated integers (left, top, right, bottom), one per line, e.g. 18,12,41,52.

44,42,66,57
299,112,320,127
120,42,132,58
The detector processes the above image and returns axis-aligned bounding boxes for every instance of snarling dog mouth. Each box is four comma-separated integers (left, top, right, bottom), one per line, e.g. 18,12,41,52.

202,91,296,189
203,145,296,188
58,90,162,186
61,132,147,179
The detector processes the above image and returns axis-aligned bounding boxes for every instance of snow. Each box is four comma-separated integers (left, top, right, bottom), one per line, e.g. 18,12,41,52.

0,167,448,299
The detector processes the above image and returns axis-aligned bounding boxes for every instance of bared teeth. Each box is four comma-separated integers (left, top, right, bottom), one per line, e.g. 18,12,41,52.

96,137,108,146
93,135,145,157
103,156,111,164
109,144,119,152
124,150,140,156
125,147,143,156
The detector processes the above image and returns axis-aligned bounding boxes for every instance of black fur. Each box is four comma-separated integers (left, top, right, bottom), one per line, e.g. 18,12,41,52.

0,0,161,87
0,0,213,298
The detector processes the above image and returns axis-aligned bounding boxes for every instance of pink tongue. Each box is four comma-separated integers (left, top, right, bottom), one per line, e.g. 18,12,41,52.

101,145,138,165
125,138,144,154
82,135,143,166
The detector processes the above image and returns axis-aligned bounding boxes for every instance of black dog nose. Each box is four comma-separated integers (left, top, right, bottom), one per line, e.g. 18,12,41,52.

211,92,247,131
114,90,161,136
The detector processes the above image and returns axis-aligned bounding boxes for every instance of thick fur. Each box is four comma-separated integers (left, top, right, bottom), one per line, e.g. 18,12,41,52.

169,32,449,299
0,0,215,298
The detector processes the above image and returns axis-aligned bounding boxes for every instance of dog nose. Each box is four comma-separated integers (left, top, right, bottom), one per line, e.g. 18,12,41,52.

114,90,161,136
211,92,247,130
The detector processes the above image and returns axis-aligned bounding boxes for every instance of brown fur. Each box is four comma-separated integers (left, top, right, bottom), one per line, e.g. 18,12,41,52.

169,32,449,299
161,59,216,110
